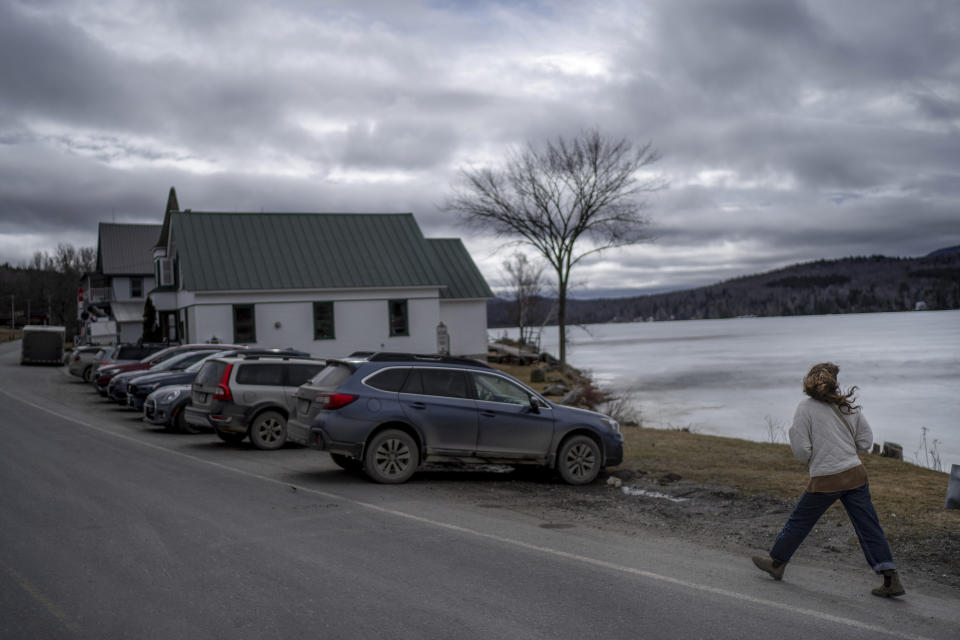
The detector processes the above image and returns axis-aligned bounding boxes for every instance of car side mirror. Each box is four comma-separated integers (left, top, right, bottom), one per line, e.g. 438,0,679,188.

528,397,540,414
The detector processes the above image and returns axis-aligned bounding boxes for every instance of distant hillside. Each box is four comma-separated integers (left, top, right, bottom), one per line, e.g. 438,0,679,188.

927,245,960,257
488,252,960,327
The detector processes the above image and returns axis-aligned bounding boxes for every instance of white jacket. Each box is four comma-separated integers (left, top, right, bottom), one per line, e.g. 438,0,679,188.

789,397,873,477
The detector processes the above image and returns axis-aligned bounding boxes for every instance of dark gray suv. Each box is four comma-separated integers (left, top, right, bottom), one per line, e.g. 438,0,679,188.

187,354,326,450
286,353,623,484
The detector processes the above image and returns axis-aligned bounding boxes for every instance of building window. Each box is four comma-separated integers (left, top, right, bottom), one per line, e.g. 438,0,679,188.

130,277,143,298
313,301,335,340
388,299,408,337
158,258,174,286
233,304,256,344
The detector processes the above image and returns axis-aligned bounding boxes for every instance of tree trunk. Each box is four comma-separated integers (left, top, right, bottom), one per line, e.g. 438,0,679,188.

557,275,567,369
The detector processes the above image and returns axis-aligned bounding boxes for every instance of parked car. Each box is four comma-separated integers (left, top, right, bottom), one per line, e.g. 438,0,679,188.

96,343,167,368
186,353,326,449
286,352,624,485
143,384,195,433
67,345,108,381
89,343,172,389
93,343,240,396
132,348,310,418
109,349,226,407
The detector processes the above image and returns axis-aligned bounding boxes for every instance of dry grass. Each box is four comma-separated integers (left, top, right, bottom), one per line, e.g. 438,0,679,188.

492,356,959,545
625,426,959,545
0,329,20,343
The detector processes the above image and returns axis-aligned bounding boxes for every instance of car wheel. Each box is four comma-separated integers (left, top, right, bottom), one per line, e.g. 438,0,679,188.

557,435,601,485
330,453,362,472
162,409,180,432
174,406,205,434
215,427,246,444
363,429,419,484
249,411,287,451
82,365,94,383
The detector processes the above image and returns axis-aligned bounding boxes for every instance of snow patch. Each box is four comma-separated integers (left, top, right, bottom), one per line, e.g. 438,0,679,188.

620,486,689,502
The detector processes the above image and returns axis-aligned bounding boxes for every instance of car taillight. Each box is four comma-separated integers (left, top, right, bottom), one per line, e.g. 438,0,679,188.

213,364,233,401
316,393,357,410
72,353,80,361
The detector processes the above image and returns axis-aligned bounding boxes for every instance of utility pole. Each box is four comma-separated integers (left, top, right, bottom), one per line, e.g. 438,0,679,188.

9,295,13,330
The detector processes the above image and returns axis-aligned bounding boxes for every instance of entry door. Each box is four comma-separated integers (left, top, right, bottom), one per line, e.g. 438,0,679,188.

159,311,178,342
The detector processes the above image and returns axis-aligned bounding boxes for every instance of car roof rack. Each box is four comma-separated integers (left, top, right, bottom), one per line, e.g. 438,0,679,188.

365,352,492,369
237,351,319,361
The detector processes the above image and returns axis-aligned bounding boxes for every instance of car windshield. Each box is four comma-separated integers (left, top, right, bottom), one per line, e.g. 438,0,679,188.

307,363,352,389
153,350,208,371
195,361,228,387
142,347,178,364
186,352,224,373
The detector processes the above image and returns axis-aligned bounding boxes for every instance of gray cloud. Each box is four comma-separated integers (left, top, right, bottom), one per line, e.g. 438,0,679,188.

0,0,957,295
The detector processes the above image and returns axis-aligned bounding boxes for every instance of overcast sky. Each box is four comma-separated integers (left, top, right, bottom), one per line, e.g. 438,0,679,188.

1,0,958,296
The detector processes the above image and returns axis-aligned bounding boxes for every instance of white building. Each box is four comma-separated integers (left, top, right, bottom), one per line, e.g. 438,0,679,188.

78,223,161,344
148,193,493,359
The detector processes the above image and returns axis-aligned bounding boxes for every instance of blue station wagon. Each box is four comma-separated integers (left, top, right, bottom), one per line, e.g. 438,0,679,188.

286,353,623,484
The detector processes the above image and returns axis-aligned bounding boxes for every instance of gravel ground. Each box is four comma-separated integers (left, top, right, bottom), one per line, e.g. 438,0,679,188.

413,463,960,593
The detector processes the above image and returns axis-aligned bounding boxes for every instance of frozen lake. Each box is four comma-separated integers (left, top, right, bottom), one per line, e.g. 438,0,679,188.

491,310,960,472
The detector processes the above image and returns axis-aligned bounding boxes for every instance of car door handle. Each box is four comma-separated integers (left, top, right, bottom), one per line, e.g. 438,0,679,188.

409,402,427,410
480,410,496,417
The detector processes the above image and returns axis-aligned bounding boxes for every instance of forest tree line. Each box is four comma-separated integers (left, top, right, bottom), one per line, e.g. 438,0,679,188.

0,244,96,337
489,251,960,328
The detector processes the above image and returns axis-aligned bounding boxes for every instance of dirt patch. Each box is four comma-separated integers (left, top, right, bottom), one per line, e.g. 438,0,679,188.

417,463,960,592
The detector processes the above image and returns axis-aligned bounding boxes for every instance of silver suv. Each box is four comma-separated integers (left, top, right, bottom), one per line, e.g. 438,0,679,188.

187,354,326,450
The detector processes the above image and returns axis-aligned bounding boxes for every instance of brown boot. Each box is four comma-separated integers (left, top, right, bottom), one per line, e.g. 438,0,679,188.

871,571,905,598
752,555,785,581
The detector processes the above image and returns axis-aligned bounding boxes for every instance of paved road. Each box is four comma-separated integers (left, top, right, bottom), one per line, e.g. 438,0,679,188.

1,341,958,640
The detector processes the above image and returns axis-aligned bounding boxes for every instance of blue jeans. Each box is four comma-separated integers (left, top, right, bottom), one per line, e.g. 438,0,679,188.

770,483,896,573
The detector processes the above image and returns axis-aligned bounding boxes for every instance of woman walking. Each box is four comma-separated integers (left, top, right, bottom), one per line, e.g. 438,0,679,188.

751,362,904,598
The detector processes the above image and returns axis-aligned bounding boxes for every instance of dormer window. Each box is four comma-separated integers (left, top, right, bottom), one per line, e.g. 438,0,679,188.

158,258,174,286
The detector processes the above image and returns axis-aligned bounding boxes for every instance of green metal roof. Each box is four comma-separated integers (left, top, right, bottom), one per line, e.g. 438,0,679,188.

426,239,495,299
170,212,491,299
97,223,162,275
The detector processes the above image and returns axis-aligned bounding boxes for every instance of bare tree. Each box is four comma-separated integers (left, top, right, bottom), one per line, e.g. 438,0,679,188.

502,252,545,347
54,243,77,274
77,246,96,274
447,129,664,367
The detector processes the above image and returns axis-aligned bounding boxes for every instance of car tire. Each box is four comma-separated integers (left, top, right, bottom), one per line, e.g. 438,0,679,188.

82,365,94,383
215,427,246,444
162,409,180,433
174,406,205,434
556,435,602,485
248,410,287,451
363,429,419,484
330,453,362,472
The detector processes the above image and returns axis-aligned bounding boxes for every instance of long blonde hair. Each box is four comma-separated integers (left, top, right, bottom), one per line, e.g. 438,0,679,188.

803,362,860,415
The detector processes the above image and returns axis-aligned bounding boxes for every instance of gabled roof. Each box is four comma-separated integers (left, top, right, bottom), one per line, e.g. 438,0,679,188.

426,239,495,300
155,186,179,250
170,212,491,299
97,223,162,275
